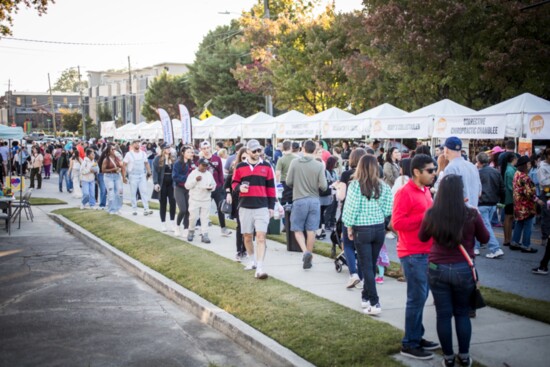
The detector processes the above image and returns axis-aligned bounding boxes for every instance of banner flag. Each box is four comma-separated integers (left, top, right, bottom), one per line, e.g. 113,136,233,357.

178,104,192,144
432,115,505,139
526,113,550,139
158,108,174,145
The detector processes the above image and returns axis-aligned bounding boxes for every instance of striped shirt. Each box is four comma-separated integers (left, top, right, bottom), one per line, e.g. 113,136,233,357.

232,159,276,209
342,180,393,227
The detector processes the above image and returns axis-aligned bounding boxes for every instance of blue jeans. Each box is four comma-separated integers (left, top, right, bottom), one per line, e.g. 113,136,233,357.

129,173,150,210
104,173,123,213
342,224,361,276
98,173,107,208
478,206,501,253
400,254,429,349
512,216,534,248
429,262,475,356
353,223,385,305
81,180,96,207
58,168,70,191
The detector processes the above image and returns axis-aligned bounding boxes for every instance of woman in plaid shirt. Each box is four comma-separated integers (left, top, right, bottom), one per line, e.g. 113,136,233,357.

342,155,393,315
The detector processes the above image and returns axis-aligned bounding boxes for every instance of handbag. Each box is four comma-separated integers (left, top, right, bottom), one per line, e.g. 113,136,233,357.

458,245,487,310
220,199,232,214
151,188,160,200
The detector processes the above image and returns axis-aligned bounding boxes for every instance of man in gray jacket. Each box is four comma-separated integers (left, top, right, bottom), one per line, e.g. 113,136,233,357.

477,152,505,258
286,140,327,269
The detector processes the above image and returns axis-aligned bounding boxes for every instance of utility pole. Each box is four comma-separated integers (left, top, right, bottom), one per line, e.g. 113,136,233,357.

77,66,86,139
7,79,13,126
264,0,273,116
128,56,134,124
47,73,57,136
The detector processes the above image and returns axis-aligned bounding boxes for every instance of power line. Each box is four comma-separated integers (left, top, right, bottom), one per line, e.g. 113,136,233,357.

0,37,159,46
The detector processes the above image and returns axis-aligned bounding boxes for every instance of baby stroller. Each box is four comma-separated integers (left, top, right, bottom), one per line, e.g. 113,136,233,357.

331,219,348,273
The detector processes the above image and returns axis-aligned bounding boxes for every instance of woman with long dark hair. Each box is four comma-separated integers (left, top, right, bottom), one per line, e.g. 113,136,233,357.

419,174,489,367
383,147,401,188
317,156,338,239
68,148,83,199
339,148,367,288
153,144,177,232
342,155,393,315
172,146,196,237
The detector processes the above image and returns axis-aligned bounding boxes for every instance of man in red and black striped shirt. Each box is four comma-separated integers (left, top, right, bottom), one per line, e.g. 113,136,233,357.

232,139,276,280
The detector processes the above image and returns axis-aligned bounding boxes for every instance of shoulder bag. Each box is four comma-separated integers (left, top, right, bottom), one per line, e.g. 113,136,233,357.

458,244,486,310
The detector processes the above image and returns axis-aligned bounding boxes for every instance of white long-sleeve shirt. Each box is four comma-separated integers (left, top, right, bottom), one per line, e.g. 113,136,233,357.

185,169,216,202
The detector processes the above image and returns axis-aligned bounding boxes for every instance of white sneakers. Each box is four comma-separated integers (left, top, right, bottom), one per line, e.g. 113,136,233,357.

160,223,167,232
364,303,382,315
347,273,361,288
174,226,181,237
486,249,504,259
474,249,480,255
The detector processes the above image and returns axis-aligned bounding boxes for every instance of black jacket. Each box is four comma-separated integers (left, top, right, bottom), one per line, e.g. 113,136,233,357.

479,165,504,206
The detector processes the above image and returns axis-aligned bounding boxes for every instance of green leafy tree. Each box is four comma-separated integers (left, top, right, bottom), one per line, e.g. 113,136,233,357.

61,111,81,132
0,0,55,36
78,116,96,138
97,104,113,122
142,71,196,121
361,0,550,109
188,22,264,117
53,68,88,93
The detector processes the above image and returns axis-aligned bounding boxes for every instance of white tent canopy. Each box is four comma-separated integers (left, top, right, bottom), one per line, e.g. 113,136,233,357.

241,112,275,139
212,114,244,139
332,103,408,138
409,99,476,117
477,93,550,138
274,110,312,139
139,121,162,140
114,123,138,140
310,107,356,139
192,116,220,140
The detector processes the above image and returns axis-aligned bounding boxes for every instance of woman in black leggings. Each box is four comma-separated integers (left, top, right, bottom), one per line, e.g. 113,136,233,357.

172,146,196,237
225,147,248,261
152,143,176,232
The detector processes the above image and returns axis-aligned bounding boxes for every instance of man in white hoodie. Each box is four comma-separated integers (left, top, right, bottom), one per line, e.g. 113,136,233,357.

185,158,216,244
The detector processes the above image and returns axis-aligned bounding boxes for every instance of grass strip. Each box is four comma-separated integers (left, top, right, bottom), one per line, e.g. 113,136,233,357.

27,197,68,205
137,202,550,325
54,208,403,367
209,216,550,325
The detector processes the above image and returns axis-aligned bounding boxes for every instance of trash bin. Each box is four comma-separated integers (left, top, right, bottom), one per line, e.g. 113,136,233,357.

285,209,303,252
267,217,280,235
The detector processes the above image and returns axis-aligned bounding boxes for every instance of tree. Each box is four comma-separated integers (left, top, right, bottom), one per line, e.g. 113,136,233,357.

188,22,264,117
97,104,113,122
1,0,55,36
361,0,550,109
78,116,96,138
61,111,81,132
141,71,196,121
53,68,88,93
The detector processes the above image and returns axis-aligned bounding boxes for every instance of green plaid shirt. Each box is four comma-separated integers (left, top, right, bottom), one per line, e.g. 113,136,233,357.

342,180,393,227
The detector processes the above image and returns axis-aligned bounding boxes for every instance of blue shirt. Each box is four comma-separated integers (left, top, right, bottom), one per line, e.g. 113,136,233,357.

444,157,481,208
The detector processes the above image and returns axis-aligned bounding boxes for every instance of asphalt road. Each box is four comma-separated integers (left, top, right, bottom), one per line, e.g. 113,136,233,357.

0,206,267,367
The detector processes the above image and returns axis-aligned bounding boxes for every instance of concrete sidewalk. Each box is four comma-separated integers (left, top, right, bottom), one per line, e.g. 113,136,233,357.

16,176,550,367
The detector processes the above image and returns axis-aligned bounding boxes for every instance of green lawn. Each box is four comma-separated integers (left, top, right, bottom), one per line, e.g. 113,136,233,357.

28,197,68,205
54,208,404,367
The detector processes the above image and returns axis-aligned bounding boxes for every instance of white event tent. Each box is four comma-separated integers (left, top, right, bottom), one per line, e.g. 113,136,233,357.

274,110,312,139
310,107,355,139
212,114,244,140
241,112,275,139
193,116,221,140
477,93,550,139
114,123,139,140
139,120,162,140
334,103,408,138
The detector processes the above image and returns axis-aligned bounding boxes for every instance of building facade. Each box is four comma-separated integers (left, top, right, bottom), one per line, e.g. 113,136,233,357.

87,62,189,125
0,91,86,132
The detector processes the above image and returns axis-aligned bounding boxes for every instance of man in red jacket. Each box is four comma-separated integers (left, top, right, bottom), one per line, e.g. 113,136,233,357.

392,154,439,360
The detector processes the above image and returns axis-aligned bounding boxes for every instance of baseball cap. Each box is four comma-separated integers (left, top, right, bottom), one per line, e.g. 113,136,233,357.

198,157,210,166
444,136,462,151
247,139,263,151
160,142,170,150
200,141,210,149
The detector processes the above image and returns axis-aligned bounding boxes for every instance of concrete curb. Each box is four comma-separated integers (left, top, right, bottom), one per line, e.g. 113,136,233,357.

49,213,315,367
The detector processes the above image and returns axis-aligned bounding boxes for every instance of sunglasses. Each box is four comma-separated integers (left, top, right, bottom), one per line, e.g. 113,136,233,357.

251,149,262,154
422,168,436,174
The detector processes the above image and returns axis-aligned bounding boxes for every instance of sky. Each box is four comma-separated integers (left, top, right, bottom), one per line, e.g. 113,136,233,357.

1,0,363,93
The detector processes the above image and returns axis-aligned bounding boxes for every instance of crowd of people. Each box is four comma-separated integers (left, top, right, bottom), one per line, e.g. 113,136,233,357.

2,133,550,367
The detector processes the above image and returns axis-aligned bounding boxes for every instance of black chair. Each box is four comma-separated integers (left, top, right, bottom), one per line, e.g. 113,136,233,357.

0,200,12,235
12,188,34,223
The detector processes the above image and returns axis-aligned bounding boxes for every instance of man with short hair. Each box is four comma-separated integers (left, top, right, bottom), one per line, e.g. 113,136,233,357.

477,152,505,258
232,139,276,279
275,140,298,206
443,136,481,208
392,154,439,360
286,140,327,269
498,140,520,167
198,141,232,237
123,140,153,216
